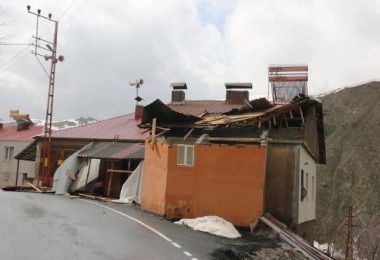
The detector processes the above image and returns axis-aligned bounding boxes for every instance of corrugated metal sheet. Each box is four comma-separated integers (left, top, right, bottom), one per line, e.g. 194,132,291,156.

0,124,43,142
255,213,333,260
14,140,38,161
50,113,147,141
168,100,243,117
78,142,145,159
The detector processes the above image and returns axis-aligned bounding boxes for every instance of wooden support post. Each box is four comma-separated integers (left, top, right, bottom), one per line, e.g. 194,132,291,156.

269,120,272,130
258,121,261,128
273,116,276,125
284,114,289,128
299,107,305,123
183,129,194,140
289,110,294,119
107,161,114,197
151,118,157,148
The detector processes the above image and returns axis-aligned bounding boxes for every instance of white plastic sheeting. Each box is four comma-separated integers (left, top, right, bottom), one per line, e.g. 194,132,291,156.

52,152,80,195
69,158,100,192
113,161,144,204
175,216,241,239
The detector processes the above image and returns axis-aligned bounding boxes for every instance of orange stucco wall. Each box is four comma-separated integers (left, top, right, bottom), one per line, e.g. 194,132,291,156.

165,143,266,227
141,141,169,215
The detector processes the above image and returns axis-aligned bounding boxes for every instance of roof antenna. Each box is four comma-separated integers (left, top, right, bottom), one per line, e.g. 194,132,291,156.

130,79,144,105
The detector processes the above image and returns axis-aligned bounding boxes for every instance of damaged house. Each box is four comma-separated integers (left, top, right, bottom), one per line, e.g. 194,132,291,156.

139,65,326,243
15,110,148,197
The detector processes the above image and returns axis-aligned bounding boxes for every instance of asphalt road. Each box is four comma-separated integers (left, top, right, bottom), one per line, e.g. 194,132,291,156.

0,190,235,260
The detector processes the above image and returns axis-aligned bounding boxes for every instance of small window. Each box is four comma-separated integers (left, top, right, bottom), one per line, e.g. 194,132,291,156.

5,147,14,161
177,145,194,166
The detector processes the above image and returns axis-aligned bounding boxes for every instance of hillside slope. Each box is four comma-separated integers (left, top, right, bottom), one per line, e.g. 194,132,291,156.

316,81,380,257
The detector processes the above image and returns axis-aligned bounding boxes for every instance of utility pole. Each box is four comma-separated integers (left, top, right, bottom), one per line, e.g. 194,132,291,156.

27,6,64,187
345,206,354,260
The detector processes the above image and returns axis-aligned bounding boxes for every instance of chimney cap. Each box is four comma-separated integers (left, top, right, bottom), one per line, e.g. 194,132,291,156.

170,82,187,90
225,82,252,89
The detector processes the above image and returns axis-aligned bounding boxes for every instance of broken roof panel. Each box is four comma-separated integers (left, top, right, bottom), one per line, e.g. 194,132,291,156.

78,142,145,160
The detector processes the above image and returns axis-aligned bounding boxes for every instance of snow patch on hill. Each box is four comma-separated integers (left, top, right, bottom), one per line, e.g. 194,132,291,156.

32,117,98,130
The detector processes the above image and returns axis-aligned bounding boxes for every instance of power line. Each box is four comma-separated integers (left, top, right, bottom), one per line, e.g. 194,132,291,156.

34,55,50,78
0,51,30,75
57,0,77,21
60,0,88,26
0,44,31,71
0,43,31,46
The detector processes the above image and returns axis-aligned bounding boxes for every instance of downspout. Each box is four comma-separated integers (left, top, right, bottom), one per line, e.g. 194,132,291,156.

15,159,20,186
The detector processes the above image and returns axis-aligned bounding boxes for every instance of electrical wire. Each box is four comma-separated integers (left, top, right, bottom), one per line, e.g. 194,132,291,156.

60,0,88,26
0,51,31,75
0,44,31,70
34,55,50,78
57,0,77,21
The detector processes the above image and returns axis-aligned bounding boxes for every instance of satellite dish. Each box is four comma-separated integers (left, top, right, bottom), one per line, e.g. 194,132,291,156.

58,55,64,62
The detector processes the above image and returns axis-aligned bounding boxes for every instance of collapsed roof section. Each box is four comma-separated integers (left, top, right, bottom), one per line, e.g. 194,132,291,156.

141,99,200,126
140,96,326,164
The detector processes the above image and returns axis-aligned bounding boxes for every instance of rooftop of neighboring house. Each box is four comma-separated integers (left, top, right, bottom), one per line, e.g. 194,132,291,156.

0,123,43,142
46,113,148,142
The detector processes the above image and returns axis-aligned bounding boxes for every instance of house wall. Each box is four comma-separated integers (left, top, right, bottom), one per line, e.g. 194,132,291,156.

0,141,36,187
164,143,266,226
298,145,316,223
265,144,299,226
141,141,169,215
304,106,321,162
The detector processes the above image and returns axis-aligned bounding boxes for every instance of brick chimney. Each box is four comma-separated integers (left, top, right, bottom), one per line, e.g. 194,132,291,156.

135,105,144,119
170,82,187,104
225,83,252,104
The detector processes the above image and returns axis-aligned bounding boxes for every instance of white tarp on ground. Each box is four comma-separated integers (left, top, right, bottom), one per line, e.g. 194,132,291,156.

113,161,144,204
52,152,80,195
69,158,100,193
175,216,241,239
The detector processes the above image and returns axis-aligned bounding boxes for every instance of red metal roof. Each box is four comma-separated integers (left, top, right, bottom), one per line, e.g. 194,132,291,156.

50,114,147,141
0,124,43,142
168,100,243,117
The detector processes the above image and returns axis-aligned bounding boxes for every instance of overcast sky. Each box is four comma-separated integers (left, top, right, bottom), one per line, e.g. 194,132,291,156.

1,0,379,121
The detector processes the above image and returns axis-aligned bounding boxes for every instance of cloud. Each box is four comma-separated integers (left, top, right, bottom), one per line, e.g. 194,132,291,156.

1,0,379,121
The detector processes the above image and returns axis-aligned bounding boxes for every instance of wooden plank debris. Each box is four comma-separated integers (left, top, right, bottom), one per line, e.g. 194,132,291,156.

78,193,111,202
183,129,194,140
207,137,273,143
27,182,42,192
64,195,81,199
106,169,133,173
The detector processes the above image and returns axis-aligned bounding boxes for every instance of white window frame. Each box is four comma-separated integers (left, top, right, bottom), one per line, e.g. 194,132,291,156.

5,147,14,161
177,145,194,166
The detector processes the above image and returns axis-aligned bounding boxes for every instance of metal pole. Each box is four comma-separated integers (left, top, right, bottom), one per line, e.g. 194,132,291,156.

345,206,354,260
28,7,60,188
42,20,58,187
